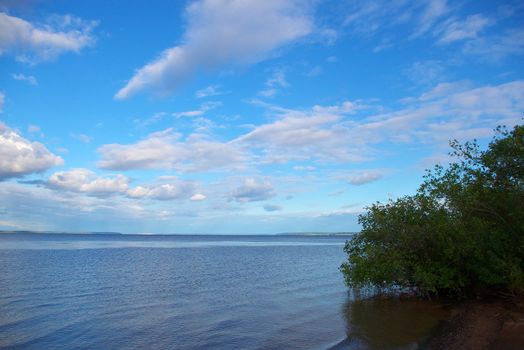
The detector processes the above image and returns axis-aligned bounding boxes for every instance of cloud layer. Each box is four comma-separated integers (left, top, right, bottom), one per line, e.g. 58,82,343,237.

115,0,312,99
101,80,524,174
97,128,245,172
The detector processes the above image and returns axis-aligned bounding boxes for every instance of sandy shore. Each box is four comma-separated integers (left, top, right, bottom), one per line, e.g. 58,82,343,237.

426,295,524,350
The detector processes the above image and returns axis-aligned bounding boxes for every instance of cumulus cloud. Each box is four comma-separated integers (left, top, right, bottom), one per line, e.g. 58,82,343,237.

126,178,195,201
0,12,97,62
46,169,198,201
115,0,313,99
230,178,275,202
98,128,245,172
12,73,37,85
244,81,524,164
47,168,130,196
234,100,369,163
0,122,63,180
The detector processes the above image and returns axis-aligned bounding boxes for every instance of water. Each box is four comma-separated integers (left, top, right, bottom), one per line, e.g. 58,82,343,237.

0,233,446,349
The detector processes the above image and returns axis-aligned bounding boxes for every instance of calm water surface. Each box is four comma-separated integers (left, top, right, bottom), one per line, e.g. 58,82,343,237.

0,233,446,349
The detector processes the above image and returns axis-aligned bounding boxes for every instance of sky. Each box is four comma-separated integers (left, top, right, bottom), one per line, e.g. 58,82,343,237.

0,0,523,234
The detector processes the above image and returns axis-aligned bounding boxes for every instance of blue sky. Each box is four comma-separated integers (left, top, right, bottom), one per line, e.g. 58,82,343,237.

0,0,523,234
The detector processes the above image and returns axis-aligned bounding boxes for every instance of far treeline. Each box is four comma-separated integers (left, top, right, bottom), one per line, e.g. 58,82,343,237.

341,123,523,298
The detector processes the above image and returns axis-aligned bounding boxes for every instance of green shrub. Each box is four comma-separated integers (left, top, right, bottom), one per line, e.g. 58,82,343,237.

341,124,524,298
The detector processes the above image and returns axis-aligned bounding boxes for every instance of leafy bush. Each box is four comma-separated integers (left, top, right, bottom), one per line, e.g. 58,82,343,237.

341,124,524,298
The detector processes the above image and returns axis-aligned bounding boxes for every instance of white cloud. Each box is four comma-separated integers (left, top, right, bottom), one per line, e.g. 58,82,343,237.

115,0,313,99
190,193,206,201
0,122,63,180
358,80,524,146
97,128,245,172
48,168,130,196
312,100,365,114
100,81,524,175
413,0,449,38
243,80,524,165
195,85,222,98
417,80,472,101
343,1,432,38
173,101,221,118
46,169,198,202
12,73,37,85
347,170,384,185
234,100,370,163
259,69,289,98
230,178,275,202
0,92,4,111
126,178,195,201
0,12,97,62
436,14,493,44
342,0,523,61
0,181,187,232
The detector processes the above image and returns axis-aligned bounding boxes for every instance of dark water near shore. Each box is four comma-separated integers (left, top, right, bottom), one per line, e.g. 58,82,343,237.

0,233,446,349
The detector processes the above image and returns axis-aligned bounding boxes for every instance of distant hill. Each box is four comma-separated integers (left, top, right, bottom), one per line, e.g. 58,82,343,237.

0,230,122,235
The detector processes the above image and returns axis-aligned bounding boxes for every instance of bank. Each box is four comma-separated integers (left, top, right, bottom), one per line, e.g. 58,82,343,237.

426,295,524,349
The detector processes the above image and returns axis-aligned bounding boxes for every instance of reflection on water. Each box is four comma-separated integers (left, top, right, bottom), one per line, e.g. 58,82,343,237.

0,233,351,349
340,297,449,349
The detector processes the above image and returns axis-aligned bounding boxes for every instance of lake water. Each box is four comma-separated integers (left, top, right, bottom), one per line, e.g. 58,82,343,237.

0,233,446,349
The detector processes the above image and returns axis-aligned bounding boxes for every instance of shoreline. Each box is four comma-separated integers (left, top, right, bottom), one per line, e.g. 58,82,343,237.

425,295,524,349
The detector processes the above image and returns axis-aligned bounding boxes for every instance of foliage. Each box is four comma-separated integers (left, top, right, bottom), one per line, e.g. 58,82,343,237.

341,124,524,298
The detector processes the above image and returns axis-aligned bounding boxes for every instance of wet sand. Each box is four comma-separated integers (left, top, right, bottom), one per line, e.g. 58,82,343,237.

426,295,524,350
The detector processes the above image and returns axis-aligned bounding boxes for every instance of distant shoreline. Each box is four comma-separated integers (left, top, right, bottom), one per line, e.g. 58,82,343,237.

0,230,356,236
